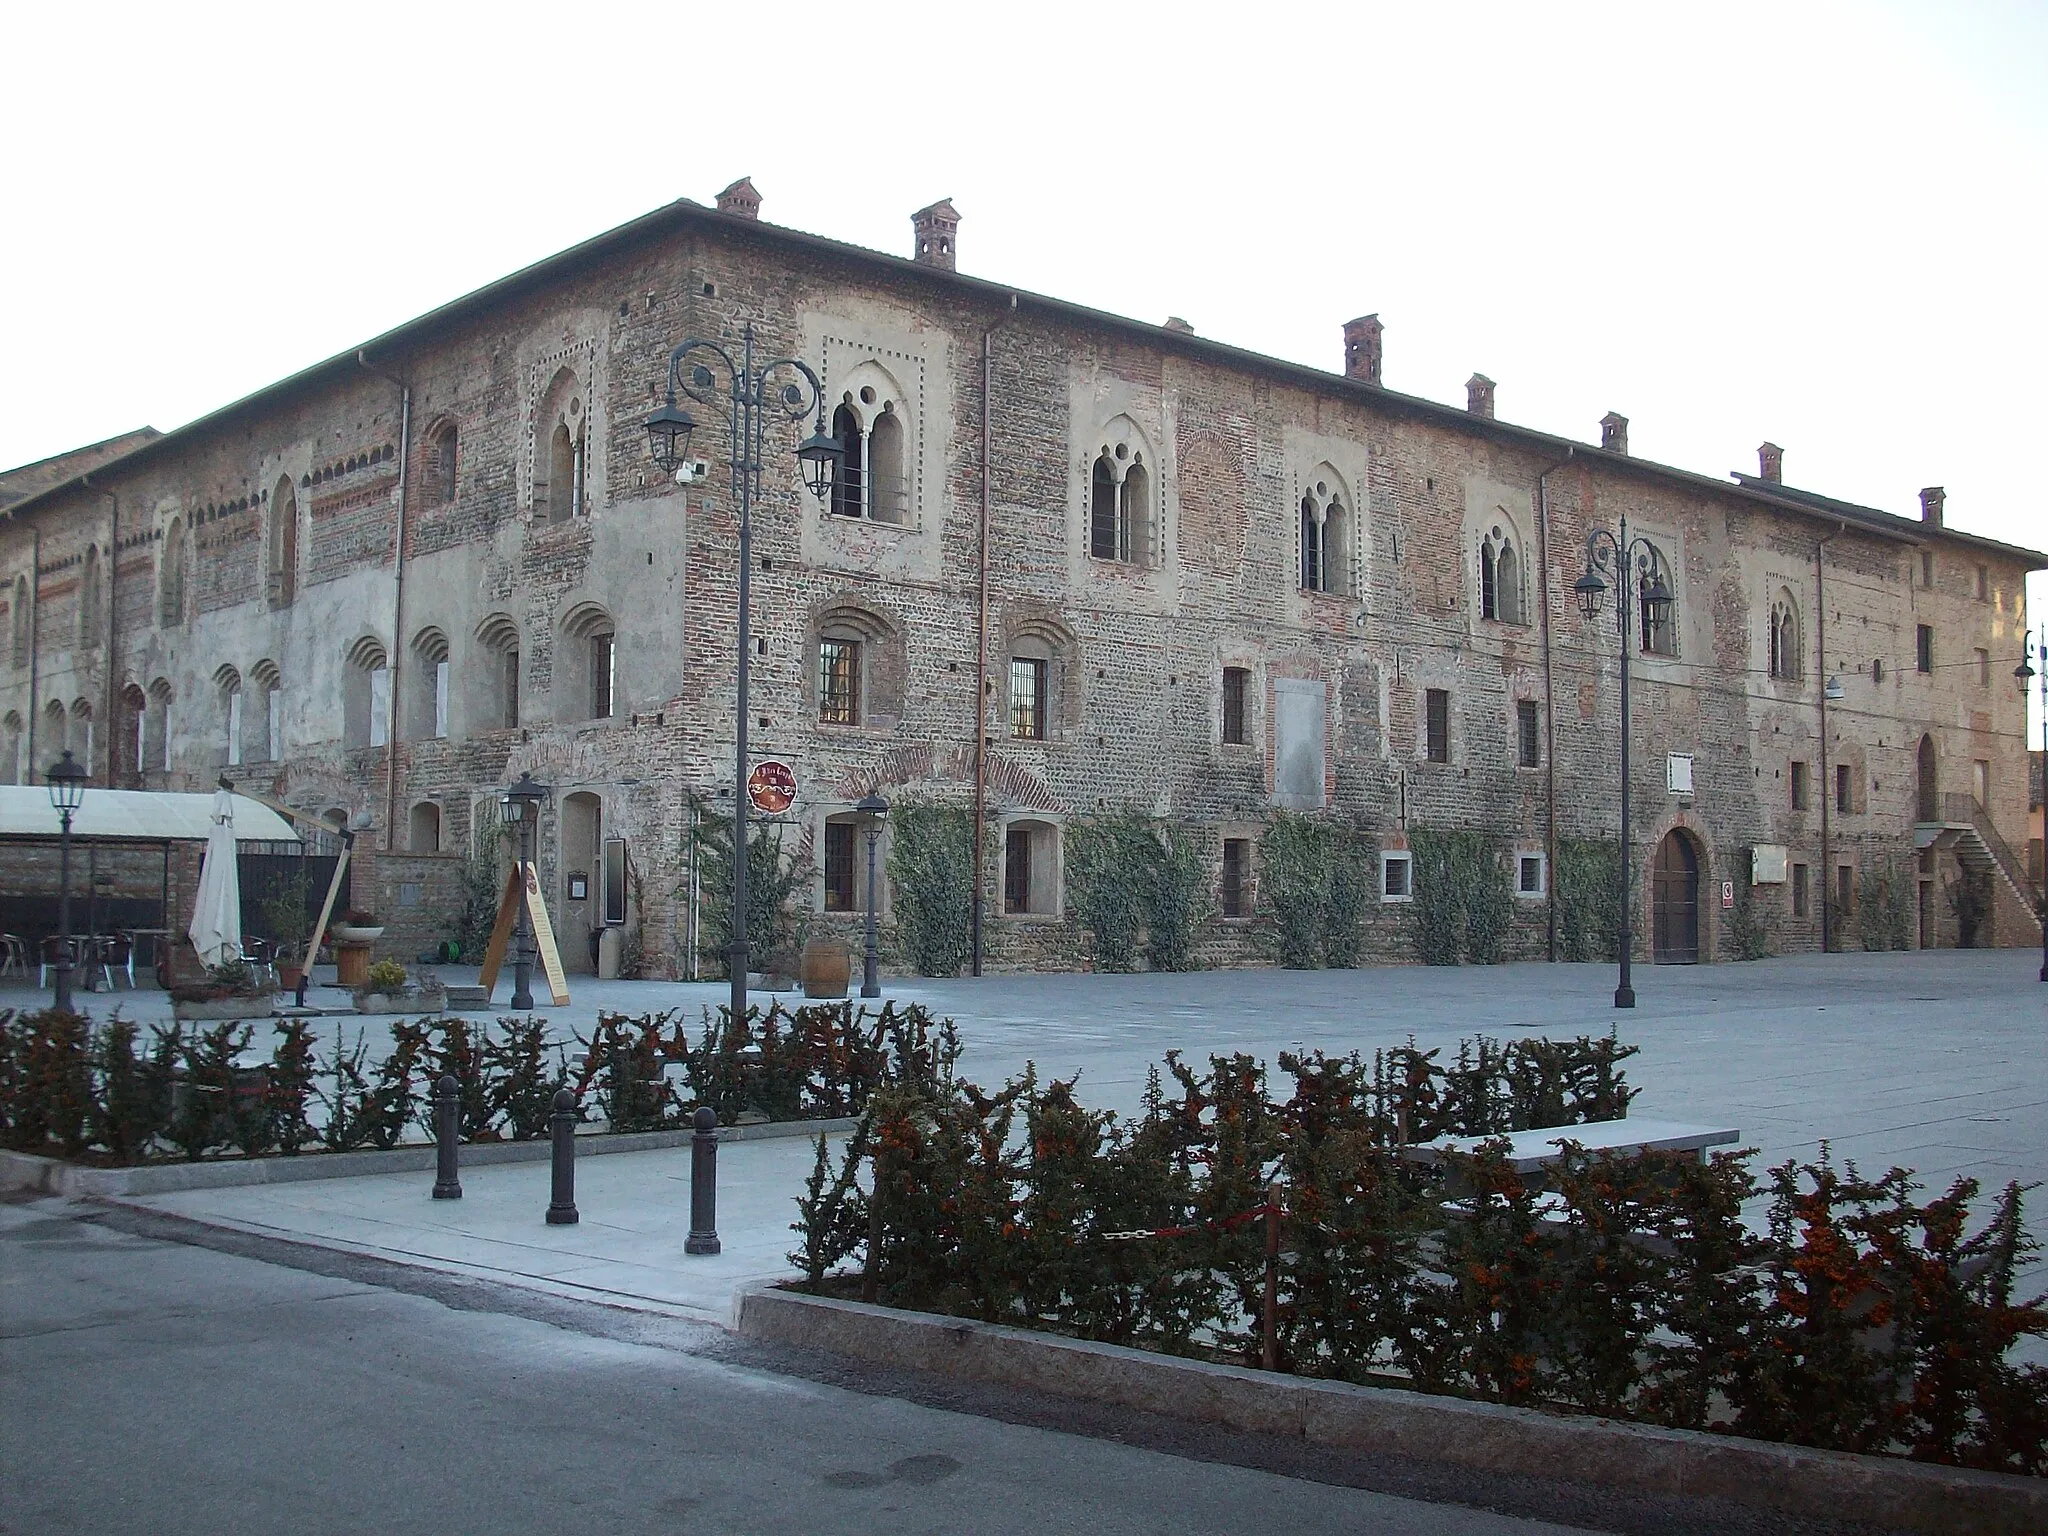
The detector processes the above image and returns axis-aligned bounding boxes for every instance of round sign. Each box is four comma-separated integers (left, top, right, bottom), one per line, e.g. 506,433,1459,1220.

746,760,798,815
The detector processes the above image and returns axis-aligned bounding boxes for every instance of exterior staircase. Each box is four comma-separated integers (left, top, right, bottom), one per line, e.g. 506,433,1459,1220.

1914,792,2045,934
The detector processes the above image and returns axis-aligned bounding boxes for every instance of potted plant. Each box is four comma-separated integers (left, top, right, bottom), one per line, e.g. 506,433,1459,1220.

353,959,448,1015
330,908,385,944
170,954,276,1021
260,876,314,989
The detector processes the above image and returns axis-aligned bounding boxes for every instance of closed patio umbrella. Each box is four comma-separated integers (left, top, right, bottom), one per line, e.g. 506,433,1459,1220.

187,787,242,970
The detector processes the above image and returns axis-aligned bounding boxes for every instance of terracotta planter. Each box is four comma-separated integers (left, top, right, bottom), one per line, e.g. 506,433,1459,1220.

801,939,851,999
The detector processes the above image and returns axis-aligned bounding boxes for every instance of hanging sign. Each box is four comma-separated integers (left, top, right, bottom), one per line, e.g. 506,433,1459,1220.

747,760,798,814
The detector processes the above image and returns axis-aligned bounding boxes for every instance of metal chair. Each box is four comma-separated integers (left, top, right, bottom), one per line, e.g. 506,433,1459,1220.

238,936,277,994
95,933,135,990
37,936,76,990
0,934,25,979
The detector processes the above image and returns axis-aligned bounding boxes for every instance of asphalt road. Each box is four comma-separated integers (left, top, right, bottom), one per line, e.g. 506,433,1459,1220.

0,1200,1886,1536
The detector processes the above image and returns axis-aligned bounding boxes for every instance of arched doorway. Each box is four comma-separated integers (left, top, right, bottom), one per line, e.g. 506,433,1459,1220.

1651,830,1700,964
1916,735,1938,822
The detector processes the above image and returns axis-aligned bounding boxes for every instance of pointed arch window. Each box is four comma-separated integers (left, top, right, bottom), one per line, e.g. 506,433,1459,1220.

252,661,283,762
1768,592,1801,681
1088,436,1153,566
268,478,298,607
535,367,587,522
2,711,22,784
216,666,244,767
426,422,458,506
79,548,103,648
159,521,187,626
1298,478,1349,595
1480,524,1524,624
146,680,173,773
11,573,29,665
823,380,911,525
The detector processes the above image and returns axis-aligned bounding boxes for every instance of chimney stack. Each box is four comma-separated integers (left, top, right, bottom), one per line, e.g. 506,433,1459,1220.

911,199,960,270
1466,374,1496,418
1758,442,1783,483
1600,411,1630,455
1919,486,1945,527
1163,316,1194,335
1342,314,1384,385
715,177,761,220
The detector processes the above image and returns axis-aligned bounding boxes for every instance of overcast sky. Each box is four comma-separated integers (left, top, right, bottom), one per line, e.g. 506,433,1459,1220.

5,1,2043,708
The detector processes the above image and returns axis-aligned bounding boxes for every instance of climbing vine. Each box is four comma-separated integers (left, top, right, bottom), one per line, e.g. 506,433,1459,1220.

1726,849,1771,960
689,794,810,977
885,800,976,977
1857,858,1913,952
1409,829,1514,966
1553,837,1621,963
1065,813,1211,973
1258,813,1375,969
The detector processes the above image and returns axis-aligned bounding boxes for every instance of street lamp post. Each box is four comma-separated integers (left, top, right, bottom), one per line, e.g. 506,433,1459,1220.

856,791,890,998
46,749,89,1014
500,773,548,1011
646,324,841,1026
1574,516,1674,1010
2018,632,2047,983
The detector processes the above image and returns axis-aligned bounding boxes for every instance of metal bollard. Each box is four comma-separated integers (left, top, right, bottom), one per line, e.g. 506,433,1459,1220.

684,1104,721,1255
431,1073,462,1200
546,1086,579,1225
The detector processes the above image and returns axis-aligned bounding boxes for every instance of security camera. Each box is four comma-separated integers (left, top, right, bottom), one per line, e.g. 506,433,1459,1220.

673,459,711,485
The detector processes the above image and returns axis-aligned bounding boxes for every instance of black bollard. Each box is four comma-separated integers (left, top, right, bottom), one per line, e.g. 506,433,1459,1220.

546,1086,579,1225
684,1104,721,1255
431,1072,462,1200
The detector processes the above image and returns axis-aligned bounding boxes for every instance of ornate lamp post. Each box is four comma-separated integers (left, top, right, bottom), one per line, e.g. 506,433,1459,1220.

646,325,841,1025
500,773,548,1011
856,790,890,998
1573,517,1674,1009
2018,631,2047,983
45,749,89,1013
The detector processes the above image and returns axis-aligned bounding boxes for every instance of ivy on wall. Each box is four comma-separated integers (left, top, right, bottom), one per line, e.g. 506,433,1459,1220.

1066,813,1210,972
885,800,975,977
1258,812,1376,969
1726,849,1771,961
1857,859,1913,952
1408,829,1514,966
1552,837,1621,963
689,795,810,976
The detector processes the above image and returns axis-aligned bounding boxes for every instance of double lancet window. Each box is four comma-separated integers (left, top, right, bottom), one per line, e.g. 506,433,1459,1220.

828,386,908,524
1480,524,1524,624
1299,479,1350,595
1768,591,1801,681
1087,419,1155,566
536,367,587,523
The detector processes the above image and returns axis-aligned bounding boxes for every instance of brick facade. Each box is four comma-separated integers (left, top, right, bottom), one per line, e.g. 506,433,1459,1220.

2,192,2040,975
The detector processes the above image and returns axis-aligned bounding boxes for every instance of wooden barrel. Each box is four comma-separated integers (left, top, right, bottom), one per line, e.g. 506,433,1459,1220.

800,939,850,999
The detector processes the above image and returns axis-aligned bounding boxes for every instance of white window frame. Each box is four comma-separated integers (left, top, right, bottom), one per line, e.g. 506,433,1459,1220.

1515,850,1547,900
1380,850,1414,903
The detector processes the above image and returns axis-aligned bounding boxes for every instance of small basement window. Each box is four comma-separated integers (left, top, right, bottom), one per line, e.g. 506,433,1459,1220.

1381,850,1413,902
1516,853,1546,898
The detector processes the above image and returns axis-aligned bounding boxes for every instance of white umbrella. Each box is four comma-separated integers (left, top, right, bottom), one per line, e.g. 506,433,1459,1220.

188,787,243,970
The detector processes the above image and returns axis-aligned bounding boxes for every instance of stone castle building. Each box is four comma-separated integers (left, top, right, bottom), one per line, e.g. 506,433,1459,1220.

2,179,2040,976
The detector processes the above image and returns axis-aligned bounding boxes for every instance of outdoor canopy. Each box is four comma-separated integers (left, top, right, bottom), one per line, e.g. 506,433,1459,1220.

0,787,299,843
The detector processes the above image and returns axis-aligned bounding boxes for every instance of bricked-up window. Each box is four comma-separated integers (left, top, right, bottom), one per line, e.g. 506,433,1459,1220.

158,523,186,628
1424,688,1450,763
1769,592,1801,681
1638,546,1677,656
1976,564,1988,601
268,478,298,608
69,699,93,774
1976,647,1990,688
819,639,860,725
251,661,281,762
536,366,587,523
1009,657,1046,740
1917,624,1933,673
476,613,521,729
1790,760,1809,811
1920,551,1934,588
344,636,388,749
213,666,242,768
13,572,31,664
1516,700,1540,769
1221,838,1251,918
1837,864,1855,918
560,603,616,721
1481,526,1523,624
409,628,451,740
147,678,172,772
427,423,458,506
823,821,858,912
78,547,102,649
1222,667,1250,746
1973,759,1989,806
2,710,20,784
1792,862,1809,918
1836,762,1851,814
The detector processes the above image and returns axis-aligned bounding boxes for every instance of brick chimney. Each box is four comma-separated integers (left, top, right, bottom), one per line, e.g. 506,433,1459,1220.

1600,411,1630,455
1758,442,1783,483
715,177,761,220
911,199,960,270
1343,314,1383,384
1466,374,1496,418
1163,316,1194,335
1919,485,1945,527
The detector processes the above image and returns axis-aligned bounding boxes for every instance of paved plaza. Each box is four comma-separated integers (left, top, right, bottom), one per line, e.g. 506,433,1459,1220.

26,947,2029,1340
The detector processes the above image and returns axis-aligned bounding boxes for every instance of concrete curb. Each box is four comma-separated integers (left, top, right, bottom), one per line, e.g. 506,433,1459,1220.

734,1285,2046,1536
0,1116,855,1198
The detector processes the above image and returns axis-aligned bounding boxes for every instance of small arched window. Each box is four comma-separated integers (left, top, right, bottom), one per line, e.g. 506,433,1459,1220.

70,698,94,773
146,679,173,773
535,367,586,522
268,478,298,607
44,699,69,760
1768,592,1801,681
426,423,458,506
830,403,865,520
409,801,443,854
561,603,616,721
79,548,103,649
1480,524,1524,624
251,661,283,762
476,613,521,729
409,627,451,739
216,665,244,767
344,636,390,749
159,521,187,627
1,711,22,784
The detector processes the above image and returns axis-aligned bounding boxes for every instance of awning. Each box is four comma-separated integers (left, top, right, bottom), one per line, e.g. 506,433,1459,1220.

0,787,300,843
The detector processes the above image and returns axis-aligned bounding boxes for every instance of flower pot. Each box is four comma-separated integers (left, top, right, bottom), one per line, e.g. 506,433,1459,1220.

330,924,384,944
275,963,305,991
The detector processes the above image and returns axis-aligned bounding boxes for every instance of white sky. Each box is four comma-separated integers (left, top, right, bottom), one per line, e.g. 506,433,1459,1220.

4,1,2043,724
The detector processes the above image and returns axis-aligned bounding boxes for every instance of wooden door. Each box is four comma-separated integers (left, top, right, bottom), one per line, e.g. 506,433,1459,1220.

1651,831,1700,963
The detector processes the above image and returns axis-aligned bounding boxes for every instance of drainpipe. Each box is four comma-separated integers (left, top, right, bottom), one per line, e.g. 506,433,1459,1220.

358,352,412,852
1536,448,1575,961
1816,519,1844,953
25,525,40,777
970,296,1016,977
83,477,117,786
